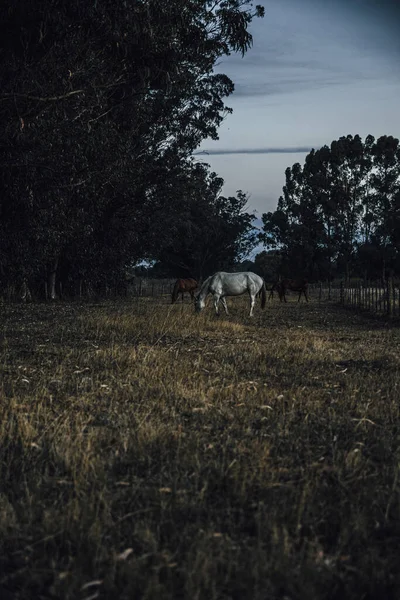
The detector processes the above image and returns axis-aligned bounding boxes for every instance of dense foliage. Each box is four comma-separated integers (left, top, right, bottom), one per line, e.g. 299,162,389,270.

261,135,400,281
0,0,263,298
147,164,257,279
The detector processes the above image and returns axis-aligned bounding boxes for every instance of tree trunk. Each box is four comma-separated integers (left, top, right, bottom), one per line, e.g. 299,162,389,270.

20,279,32,303
345,260,350,284
47,257,59,301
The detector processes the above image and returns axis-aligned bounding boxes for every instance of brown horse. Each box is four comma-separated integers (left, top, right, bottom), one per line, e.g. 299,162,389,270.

273,278,309,303
172,278,198,303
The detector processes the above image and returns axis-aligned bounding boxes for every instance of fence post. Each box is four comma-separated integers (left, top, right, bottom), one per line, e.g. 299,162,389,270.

340,281,344,305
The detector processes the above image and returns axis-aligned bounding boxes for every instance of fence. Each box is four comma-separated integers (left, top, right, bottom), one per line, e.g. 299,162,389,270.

311,279,400,317
127,278,400,318
127,278,176,298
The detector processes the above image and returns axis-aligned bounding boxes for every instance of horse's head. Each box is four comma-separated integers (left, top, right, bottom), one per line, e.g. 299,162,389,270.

194,293,205,313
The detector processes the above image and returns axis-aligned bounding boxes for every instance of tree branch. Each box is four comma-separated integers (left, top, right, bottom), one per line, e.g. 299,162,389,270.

0,90,86,102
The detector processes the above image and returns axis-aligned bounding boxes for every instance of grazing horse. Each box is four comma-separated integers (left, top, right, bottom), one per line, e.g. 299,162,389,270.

274,278,309,303
194,272,266,317
171,278,198,303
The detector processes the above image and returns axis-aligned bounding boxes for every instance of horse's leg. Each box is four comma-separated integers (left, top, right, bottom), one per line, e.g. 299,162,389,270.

221,297,229,315
298,290,301,303
304,289,309,302
249,293,256,317
213,294,220,315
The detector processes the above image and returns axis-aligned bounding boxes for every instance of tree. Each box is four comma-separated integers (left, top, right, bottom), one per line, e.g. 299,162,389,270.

0,0,264,297
260,135,400,281
261,161,326,279
253,250,281,282
147,163,257,279
365,136,400,280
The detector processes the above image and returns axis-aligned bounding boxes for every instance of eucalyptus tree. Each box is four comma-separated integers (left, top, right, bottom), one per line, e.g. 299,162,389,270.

365,136,400,279
261,160,326,279
147,162,257,279
327,135,373,279
261,134,400,281
0,0,264,297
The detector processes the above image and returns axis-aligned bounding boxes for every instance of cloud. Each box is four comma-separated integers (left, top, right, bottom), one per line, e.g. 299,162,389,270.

213,0,400,100
197,147,313,156
220,52,392,99
230,69,384,98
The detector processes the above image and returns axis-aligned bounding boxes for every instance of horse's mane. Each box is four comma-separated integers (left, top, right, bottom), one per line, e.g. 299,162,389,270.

199,275,212,292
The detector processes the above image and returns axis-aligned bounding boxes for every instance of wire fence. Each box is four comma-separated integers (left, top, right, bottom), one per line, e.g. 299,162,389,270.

127,278,176,298
310,279,400,318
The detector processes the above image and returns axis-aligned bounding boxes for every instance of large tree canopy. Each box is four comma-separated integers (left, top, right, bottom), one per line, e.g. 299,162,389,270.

0,0,264,297
261,135,400,281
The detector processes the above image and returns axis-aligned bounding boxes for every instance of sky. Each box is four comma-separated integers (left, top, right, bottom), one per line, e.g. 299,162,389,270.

198,0,400,229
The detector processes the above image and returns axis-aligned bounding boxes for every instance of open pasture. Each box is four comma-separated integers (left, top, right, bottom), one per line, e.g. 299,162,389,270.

1,297,400,599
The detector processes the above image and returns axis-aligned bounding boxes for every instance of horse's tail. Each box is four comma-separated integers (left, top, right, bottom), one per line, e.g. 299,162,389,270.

260,282,266,309
172,280,180,304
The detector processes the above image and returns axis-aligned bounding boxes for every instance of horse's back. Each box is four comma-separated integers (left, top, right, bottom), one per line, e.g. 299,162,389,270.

288,278,308,290
241,271,264,289
177,278,198,290
211,271,263,295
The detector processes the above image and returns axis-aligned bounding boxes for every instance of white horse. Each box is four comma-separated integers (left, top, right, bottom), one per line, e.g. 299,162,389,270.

195,272,266,317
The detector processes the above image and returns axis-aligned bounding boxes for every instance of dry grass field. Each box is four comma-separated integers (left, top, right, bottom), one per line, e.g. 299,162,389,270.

1,296,400,599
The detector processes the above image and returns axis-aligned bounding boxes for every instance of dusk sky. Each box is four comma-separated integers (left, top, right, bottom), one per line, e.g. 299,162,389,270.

198,0,400,224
